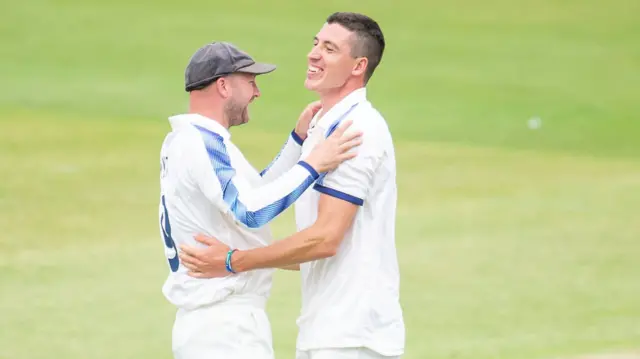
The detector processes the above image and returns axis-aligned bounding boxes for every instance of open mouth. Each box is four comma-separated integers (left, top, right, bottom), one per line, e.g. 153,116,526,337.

307,65,323,76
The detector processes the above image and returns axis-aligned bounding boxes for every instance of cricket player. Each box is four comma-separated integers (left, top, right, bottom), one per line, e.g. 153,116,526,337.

159,41,362,359
179,12,405,359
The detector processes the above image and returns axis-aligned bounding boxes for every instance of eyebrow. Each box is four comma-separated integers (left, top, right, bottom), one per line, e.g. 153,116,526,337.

314,36,340,51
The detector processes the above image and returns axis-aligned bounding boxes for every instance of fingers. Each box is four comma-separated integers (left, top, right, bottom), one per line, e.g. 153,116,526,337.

181,257,200,272
180,244,199,257
339,130,363,144
329,121,363,146
302,101,322,118
188,271,207,278
339,152,358,162
179,251,208,271
339,138,363,152
311,106,322,116
338,137,361,162
330,120,354,138
309,100,322,111
194,234,217,246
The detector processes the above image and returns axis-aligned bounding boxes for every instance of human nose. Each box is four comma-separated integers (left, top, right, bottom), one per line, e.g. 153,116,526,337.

307,46,321,61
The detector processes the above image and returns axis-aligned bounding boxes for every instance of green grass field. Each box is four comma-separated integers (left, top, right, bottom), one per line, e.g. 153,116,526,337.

1,0,639,358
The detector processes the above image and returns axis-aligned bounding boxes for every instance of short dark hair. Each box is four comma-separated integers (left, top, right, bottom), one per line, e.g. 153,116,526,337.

326,12,385,83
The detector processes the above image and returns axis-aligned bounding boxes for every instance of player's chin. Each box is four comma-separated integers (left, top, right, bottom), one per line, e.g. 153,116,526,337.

304,78,321,91
242,109,250,124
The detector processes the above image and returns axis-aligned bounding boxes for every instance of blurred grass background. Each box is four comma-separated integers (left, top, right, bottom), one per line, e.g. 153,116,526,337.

1,0,639,358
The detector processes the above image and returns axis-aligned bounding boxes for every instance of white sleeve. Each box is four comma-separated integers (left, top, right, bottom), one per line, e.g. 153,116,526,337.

191,126,319,229
259,130,304,183
313,125,382,206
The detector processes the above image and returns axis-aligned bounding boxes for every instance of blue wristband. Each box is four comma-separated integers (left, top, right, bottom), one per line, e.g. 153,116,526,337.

291,129,305,146
225,249,238,274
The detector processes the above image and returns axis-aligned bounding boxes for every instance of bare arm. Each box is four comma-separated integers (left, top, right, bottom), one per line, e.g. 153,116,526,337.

232,194,358,272
179,194,358,277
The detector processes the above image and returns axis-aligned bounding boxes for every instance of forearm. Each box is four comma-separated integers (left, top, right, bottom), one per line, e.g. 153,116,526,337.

198,126,316,229
260,131,304,183
232,225,336,272
231,161,318,228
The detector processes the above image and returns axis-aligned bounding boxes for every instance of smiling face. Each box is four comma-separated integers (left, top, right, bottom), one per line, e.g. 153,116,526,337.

304,22,368,94
223,72,261,127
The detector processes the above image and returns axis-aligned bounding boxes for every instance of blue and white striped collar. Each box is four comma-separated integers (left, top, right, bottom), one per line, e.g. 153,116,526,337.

168,113,231,140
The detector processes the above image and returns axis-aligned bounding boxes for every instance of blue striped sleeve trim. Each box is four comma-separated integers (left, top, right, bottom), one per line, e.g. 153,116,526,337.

297,161,320,179
195,125,317,228
291,130,305,146
313,184,364,206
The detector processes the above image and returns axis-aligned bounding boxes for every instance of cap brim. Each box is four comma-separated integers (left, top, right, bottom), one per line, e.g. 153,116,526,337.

237,62,277,75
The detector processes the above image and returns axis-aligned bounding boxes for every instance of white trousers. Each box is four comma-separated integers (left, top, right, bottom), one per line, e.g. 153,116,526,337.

296,348,401,359
172,295,273,359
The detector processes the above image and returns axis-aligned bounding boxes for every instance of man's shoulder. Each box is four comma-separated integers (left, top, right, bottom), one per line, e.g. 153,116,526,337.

161,124,220,167
167,115,231,144
163,125,198,149
343,102,391,143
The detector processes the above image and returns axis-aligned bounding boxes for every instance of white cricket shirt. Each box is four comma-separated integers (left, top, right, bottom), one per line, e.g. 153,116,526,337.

294,88,405,356
158,113,319,310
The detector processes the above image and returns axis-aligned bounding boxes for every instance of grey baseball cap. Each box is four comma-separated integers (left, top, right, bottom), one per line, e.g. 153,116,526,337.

184,41,277,92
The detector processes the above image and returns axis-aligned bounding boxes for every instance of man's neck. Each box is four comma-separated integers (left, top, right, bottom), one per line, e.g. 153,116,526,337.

318,84,364,116
188,104,229,129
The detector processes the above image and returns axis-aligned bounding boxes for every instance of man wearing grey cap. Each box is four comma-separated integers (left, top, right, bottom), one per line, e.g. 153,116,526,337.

157,41,362,359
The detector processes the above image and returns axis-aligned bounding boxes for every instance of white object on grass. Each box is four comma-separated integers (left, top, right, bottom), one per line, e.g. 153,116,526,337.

528,116,542,130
